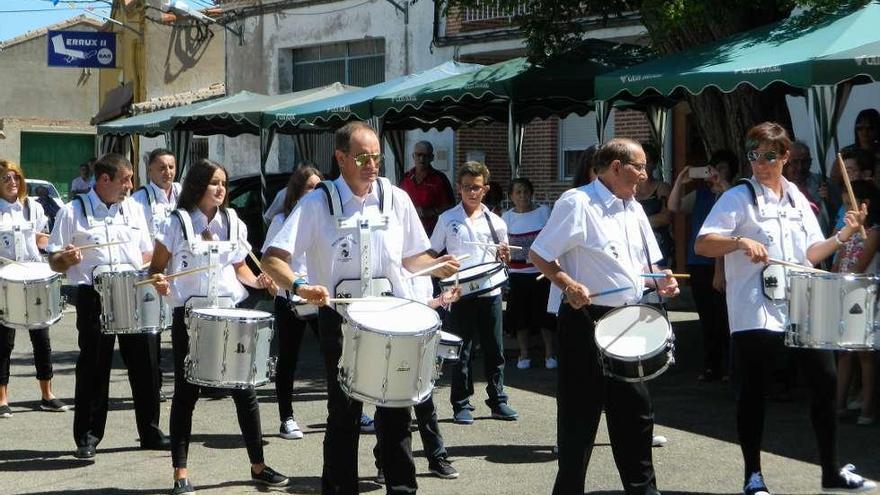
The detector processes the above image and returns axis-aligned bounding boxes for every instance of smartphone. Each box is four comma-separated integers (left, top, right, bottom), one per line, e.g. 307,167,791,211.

689,166,711,179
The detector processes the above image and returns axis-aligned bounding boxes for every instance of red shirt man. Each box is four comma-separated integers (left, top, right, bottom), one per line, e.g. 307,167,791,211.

399,141,454,235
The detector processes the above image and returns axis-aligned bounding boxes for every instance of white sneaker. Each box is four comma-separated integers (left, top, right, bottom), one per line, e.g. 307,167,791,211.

652,435,668,447
516,358,531,370
280,418,303,440
545,357,558,369
822,464,877,492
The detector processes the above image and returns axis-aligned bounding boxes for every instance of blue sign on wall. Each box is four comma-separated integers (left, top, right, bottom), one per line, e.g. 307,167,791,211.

47,30,116,68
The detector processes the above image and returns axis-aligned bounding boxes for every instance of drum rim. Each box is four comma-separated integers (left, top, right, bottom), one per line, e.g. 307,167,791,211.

439,261,505,285
343,320,440,337
788,271,880,282
0,273,62,284
594,304,672,361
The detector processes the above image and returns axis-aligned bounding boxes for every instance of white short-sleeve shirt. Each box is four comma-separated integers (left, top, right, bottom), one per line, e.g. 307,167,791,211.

531,179,661,309
47,190,152,285
430,203,509,297
268,177,429,300
262,212,307,278
155,208,251,308
697,177,824,333
0,198,47,262
130,182,181,237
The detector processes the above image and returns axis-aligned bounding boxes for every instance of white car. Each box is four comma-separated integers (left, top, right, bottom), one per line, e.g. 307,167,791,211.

26,179,66,209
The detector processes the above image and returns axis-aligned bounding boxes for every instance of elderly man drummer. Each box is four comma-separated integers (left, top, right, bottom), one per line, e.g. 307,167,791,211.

47,153,168,461
530,138,678,495
262,121,458,495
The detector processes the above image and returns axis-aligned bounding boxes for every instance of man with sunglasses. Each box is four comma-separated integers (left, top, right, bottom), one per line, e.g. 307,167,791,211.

262,121,459,494
400,141,455,236
696,122,875,495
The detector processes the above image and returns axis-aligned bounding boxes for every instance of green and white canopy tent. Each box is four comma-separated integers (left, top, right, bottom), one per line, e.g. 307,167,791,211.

595,1,880,177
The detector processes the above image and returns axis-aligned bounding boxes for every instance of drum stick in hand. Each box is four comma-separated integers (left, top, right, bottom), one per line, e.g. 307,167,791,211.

766,257,828,274
327,297,387,304
68,240,129,252
837,153,868,238
641,273,691,279
134,264,218,287
248,251,262,271
463,241,523,251
404,254,471,279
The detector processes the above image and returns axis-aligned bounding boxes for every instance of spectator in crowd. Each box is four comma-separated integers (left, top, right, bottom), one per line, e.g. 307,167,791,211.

784,141,830,234
34,185,60,232
502,178,555,370
484,180,504,215
572,145,598,188
832,149,877,234
668,150,737,382
637,142,673,266
843,109,880,181
69,160,94,198
399,141,455,235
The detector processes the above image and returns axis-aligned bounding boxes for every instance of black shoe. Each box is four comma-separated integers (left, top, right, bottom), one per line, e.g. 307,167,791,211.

428,457,459,479
0,404,11,418
251,466,288,486
490,403,519,421
171,478,195,495
74,444,96,460
141,435,171,450
40,398,69,412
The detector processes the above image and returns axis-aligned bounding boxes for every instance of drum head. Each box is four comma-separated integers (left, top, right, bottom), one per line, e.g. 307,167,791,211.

346,297,439,334
595,305,670,359
441,262,502,283
0,262,56,281
439,330,462,344
193,308,271,319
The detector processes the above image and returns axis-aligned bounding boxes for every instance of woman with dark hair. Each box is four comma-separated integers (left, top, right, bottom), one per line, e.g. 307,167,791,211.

636,142,673,266
149,159,288,495
262,165,322,440
696,122,874,494
501,177,555,369
571,145,598,188
668,150,737,382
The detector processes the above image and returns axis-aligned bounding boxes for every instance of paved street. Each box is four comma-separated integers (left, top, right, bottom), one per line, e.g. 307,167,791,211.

1,305,878,495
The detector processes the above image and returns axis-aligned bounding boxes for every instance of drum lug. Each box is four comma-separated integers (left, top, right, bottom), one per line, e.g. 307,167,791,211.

267,356,277,380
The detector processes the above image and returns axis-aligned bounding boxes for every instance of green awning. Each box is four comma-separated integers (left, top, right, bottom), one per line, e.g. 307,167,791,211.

596,1,880,101
373,39,648,130
263,62,483,133
173,83,356,136
96,96,222,136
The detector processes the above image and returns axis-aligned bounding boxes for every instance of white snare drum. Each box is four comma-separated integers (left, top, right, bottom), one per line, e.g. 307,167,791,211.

94,270,168,334
437,330,462,361
0,262,64,329
594,304,674,382
786,271,878,350
438,262,508,298
339,297,440,407
185,308,275,389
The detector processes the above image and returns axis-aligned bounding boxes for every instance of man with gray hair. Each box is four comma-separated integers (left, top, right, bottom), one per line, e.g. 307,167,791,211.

400,140,455,236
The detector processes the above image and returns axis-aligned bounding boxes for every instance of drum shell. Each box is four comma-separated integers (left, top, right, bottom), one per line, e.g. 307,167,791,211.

0,269,64,329
786,272,878,350
594,304,674,382
438,262,509,299
185,309,275,389
437,330,463,361
95,270,169,334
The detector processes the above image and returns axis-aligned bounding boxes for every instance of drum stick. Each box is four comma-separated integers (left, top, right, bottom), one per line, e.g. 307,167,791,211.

248,251,262,271
0,256,25,266
68,240,129,252
536,273,545,281
641,273,691,279
327,297,386,304
133,264,217,287
766,257,828,274
590,286,632,298
837,153,868,238
463,241,523,251
404,254,471,279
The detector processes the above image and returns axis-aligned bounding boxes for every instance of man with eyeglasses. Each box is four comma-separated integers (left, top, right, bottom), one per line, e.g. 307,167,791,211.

531,138,678,495
400,141,455,236
784,141,831,234
262,121,460,495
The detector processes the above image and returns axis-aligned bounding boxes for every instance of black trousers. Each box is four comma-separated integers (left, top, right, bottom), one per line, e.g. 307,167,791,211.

373,393,448,467
274,296,318,421
169,307,264,468
447,295,507,410
73,286,163,449
731,329,839,481
0,325,53,385
318,307,416,495
688,264,730,375
553,303,658,495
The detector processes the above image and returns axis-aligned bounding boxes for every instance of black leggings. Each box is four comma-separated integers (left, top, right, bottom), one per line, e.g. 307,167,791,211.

731,329,838,481
0,325,53,385
274,296,318,421
169,308,264,468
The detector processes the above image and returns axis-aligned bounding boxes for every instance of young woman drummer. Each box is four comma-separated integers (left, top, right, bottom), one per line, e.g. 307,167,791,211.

0,159,68,418
149,159,288,495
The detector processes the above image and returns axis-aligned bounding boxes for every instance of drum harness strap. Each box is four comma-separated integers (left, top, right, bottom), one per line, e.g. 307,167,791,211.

318,177,392,298
74,193,133,272
0,198,39,261
172,207,240,308
138,182,181,236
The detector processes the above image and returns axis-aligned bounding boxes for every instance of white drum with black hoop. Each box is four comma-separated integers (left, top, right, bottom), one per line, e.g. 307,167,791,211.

339,297,440,407
786,271,878,350
594,304,674,382
94,270,168,334
0,262,64,329
438,262,508,298
185,308,275,389
436,330,463,361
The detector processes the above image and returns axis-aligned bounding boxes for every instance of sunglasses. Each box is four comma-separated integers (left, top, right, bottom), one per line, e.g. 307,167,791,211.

348,152,382,168
0,173,18,184
747,150,779,163
460,184,486,194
